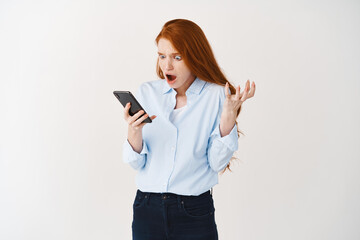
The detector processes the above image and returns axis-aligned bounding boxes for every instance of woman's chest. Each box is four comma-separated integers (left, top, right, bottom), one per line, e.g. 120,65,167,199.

174,95,187,109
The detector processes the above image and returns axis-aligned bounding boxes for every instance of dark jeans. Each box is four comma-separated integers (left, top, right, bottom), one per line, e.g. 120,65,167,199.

132,189,218,240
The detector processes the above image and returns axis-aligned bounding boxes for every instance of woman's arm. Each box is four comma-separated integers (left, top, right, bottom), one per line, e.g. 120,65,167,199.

207,121,239,172
219,112,237,137
122,93,157,170
127,118,145,154
220,80,255,136
207,80,256,172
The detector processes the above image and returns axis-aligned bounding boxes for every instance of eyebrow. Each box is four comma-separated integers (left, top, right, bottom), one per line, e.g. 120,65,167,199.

157,52,181,55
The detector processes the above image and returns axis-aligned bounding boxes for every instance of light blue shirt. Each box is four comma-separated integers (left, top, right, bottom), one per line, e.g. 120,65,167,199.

122,77,239,196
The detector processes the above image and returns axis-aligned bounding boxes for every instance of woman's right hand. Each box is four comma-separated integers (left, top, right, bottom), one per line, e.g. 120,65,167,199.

124,102,157,132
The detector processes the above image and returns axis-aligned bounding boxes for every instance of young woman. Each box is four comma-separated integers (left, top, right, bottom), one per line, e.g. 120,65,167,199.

122,19,255,240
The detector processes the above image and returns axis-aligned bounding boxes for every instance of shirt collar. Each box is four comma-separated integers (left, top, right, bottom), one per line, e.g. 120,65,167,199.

162,77,207,95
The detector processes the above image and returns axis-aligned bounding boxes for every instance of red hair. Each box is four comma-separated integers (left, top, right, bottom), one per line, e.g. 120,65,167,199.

155,19,243,174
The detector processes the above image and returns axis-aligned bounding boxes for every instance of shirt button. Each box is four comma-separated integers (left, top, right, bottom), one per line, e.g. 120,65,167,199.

171,146,175,151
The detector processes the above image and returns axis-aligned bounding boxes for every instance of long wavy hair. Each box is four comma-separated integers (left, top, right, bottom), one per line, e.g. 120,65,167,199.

155,19,244,174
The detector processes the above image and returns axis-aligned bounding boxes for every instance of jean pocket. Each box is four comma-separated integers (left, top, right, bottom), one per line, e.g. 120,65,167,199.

181,196,215,218
133,194,148,209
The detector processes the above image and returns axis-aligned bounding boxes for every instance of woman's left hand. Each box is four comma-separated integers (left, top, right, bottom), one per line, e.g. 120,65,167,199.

223,79,256,117
219,80,256,137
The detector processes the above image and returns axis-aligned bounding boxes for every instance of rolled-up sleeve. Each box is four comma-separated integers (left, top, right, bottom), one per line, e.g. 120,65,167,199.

207,122,238,172
122,84,149,170
123,139,149,170
207,86,239,172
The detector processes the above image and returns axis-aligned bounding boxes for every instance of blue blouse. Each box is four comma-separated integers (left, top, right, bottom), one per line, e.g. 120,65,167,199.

122,77,238,196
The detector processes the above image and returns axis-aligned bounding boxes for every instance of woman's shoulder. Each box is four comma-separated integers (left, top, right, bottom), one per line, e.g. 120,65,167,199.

206,82,224,91
138,79,165,94
139,79,163,88
140,79,163,86
202,81,225,98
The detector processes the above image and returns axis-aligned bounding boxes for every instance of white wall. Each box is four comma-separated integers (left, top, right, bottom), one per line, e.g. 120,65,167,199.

1,0,359,239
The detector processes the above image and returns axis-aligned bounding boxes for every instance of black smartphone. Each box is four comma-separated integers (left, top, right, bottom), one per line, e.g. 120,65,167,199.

113,91,152,123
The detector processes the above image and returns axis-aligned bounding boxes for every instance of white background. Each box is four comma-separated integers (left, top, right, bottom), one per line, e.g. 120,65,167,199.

1,0,359,239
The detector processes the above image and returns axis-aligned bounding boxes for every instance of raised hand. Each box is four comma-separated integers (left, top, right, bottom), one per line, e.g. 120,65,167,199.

220,80,256,137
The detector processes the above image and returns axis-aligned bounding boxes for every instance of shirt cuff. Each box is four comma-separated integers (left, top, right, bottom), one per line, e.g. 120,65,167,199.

123,139,148,164
213,123,239,151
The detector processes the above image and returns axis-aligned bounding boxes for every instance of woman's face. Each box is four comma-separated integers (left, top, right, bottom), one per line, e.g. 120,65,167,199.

157,38,196,95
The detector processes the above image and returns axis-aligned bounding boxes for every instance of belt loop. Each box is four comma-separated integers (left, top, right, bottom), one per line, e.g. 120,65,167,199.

177,195,182,210
145,193,150,205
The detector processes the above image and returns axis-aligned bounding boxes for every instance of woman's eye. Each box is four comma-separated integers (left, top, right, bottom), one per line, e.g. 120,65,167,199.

175,55,182,60
159,55,165,59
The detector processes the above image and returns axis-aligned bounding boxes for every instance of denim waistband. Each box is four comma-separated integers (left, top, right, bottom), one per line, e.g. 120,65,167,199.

136,189,211,200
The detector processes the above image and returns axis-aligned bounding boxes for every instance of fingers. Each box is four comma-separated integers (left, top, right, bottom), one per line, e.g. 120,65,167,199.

249,82,256,97
132,114,157,130
240,80,250,102
124,102,157,131
124,102,145,122
127,109,146,125
225,80,256,103
226,82,242,100
224,82,231,98
132,112,150,128
248,81,256,98
242,80,255,99
123,102,131,118
235,85,241,100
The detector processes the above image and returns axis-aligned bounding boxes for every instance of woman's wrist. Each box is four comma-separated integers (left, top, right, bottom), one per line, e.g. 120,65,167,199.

219,113,236,137
127,127,143,153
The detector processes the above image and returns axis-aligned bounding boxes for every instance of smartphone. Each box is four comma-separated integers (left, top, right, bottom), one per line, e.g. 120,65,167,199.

113,91,152,123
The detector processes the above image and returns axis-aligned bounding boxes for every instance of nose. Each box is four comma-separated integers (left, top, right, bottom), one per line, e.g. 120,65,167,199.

165,58,174,71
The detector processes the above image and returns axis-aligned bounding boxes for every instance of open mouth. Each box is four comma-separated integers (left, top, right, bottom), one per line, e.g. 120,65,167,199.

166,74,177,81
